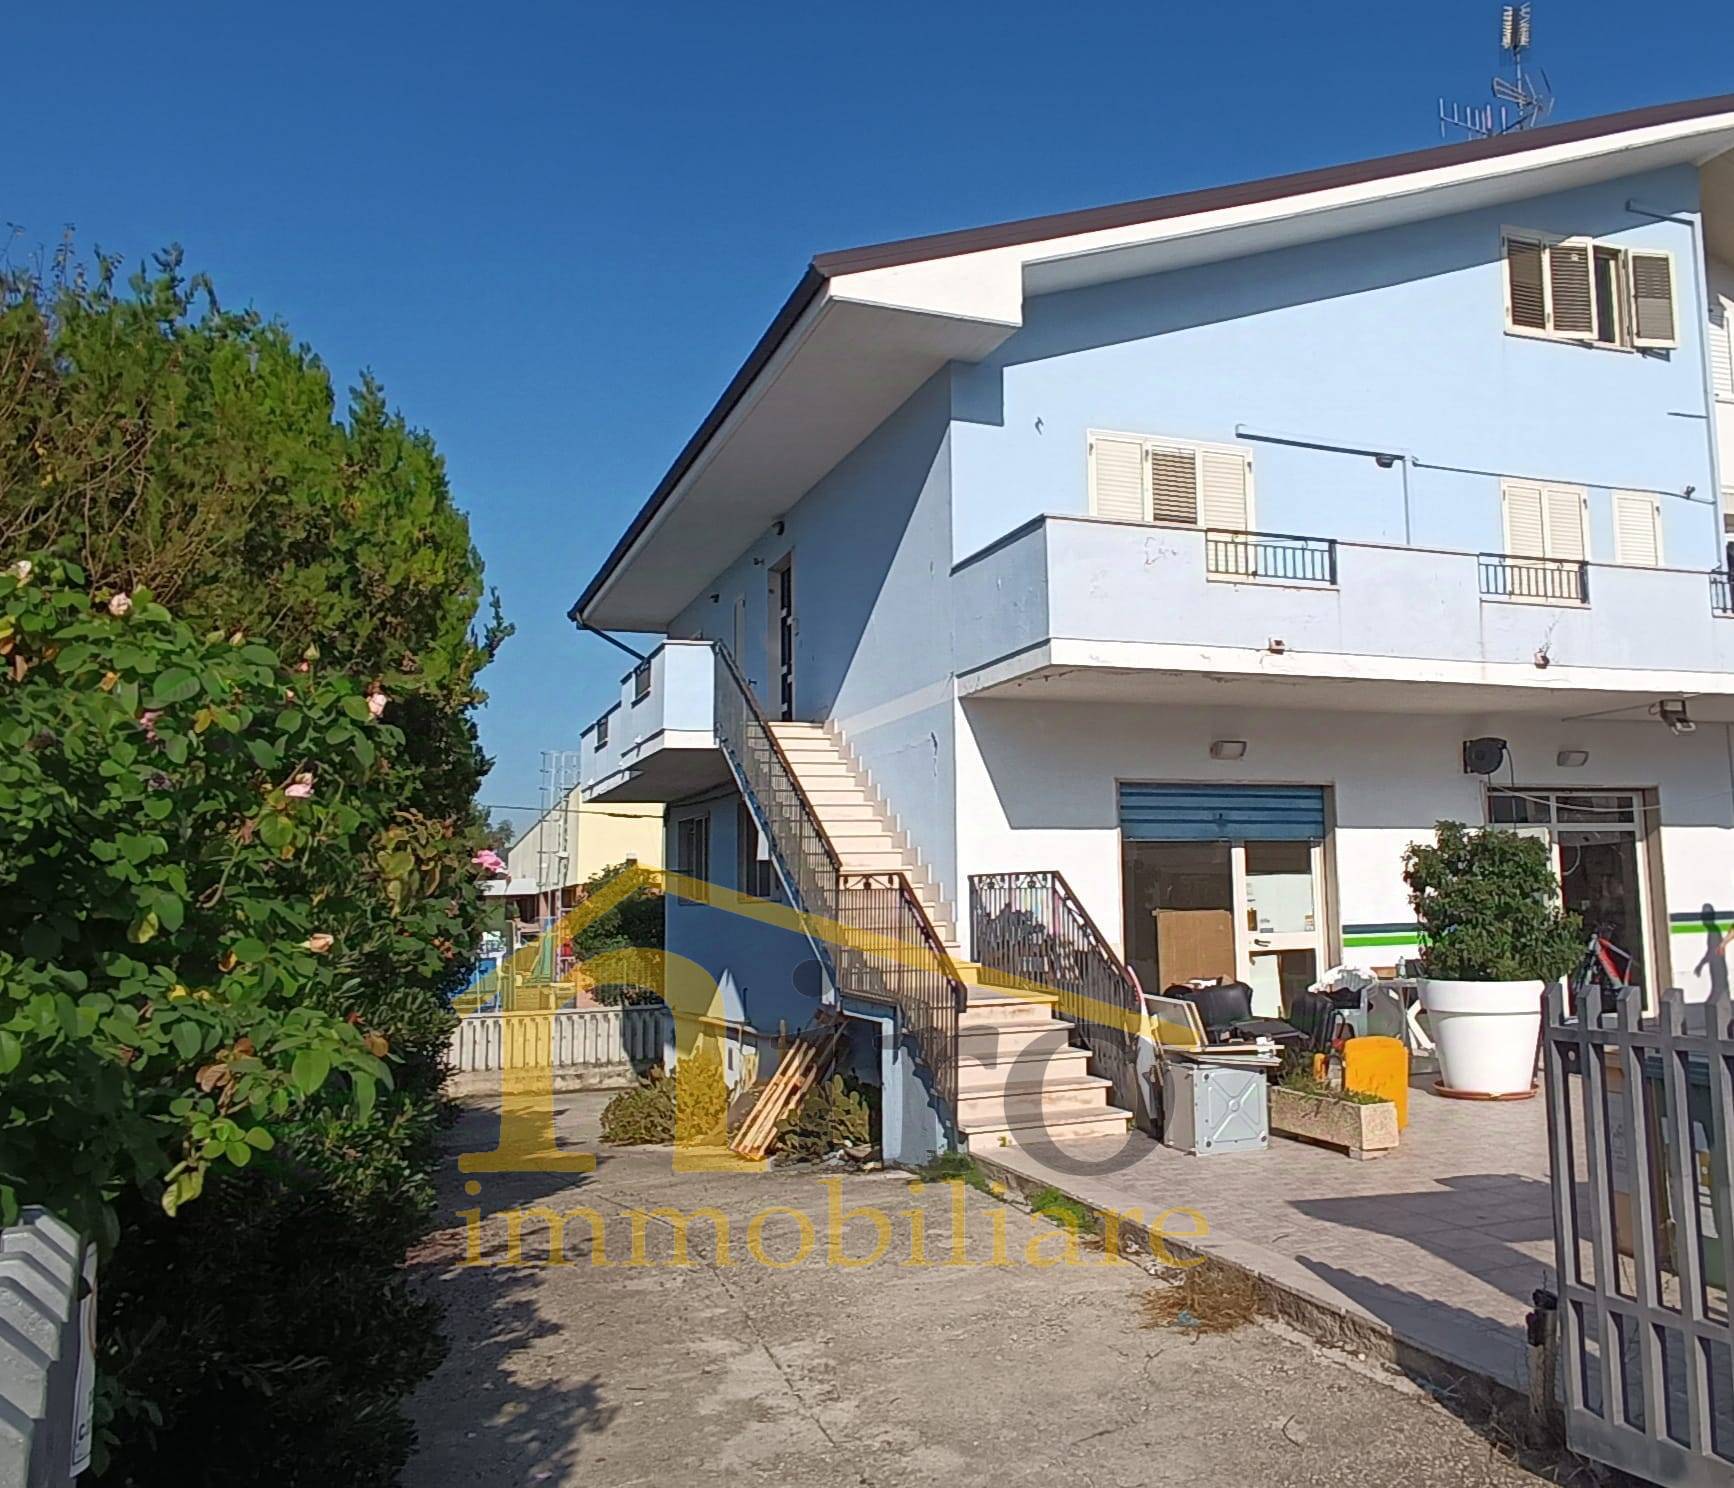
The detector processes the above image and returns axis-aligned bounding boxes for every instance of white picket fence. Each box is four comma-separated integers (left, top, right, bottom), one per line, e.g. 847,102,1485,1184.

449,1004,672,1075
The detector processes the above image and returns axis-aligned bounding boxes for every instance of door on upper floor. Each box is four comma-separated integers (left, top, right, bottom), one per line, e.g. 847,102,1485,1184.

1118,784,1332,1017
768,553,795,721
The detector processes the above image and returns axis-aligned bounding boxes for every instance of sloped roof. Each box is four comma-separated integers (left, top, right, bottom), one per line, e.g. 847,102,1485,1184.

575,94,1734,631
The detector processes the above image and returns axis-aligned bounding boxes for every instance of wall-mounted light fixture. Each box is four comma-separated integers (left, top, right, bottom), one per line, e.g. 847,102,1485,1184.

1209,739,1248,760
1556,749,1589,768
1658,699,1696,736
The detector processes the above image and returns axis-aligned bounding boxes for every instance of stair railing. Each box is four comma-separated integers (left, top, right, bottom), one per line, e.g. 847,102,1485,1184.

711,643,962,1118
969,870,1151,1127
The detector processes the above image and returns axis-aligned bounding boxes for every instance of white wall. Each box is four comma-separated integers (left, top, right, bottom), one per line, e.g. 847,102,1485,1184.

955,698,1734,996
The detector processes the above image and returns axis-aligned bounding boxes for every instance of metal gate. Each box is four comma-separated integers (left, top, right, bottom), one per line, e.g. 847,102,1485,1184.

1542,983,1734,1484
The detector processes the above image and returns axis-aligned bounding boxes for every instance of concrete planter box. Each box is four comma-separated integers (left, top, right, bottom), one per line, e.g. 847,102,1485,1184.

1269,1086,1399,1161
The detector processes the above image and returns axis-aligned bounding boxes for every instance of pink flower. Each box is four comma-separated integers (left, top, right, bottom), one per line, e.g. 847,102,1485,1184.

107,593,132,617
284,773,315,800
304,933,334,954
139,710,161,743
366,690,388,719
473,849,506,875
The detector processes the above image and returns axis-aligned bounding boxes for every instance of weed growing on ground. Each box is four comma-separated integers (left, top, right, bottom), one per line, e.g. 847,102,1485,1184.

1139,1262,1262,1335
912,1151,997,1195
1026,1185,1100,1234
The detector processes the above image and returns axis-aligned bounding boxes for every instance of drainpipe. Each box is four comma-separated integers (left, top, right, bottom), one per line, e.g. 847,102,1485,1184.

570,611,650,664
1625,199,1725,567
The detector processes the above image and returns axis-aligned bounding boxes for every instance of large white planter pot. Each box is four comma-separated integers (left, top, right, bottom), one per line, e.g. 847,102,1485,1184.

1417,978,1544,1097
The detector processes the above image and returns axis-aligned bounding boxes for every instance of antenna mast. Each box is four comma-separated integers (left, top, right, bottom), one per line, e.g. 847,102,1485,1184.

1439,5,1555,139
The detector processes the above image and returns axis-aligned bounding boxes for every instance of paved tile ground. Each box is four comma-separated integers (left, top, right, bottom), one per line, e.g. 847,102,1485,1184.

981,1074,1555,1392
405,1093,1555,1487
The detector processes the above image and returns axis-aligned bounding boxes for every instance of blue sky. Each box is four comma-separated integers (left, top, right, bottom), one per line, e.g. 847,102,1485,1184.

8,1,1733,824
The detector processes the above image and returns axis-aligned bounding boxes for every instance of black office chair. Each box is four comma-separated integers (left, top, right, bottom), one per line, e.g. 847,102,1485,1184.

1165,980,1304,1048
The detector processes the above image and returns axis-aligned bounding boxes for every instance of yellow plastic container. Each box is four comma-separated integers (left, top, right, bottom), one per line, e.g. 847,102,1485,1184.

1343,1035,1410,1129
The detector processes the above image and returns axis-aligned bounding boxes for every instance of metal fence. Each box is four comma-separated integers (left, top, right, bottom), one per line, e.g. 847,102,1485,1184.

1204,529,1337,585
1543,983,1734,1485
969,871,1150,1128
450,1004,672,1073
1711,572,1733,618
837,871,962,1114
1479,553,1590,604
1,1208,94,1487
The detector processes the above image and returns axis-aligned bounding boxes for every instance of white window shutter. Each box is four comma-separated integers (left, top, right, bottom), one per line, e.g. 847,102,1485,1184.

1547,242,1595,338
1612,492,1663,567
1505,237,1547,331
1542,485,1590,562
1088,433,1148,521
1629,251,1678,347
1199,449,1252,531
1711,298,1734,399
1148,443,1201,524
1502,482,1546,557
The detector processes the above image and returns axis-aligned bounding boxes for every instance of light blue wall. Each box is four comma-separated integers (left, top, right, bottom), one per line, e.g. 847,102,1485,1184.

952,164,1719,570
671,368,961,908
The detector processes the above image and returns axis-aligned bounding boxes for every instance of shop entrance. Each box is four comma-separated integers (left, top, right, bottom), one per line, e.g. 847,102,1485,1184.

1118,785,1331,1017
1487,789,1656,992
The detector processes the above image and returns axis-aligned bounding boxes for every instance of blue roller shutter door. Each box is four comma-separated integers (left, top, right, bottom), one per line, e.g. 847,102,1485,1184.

1118,784,1326,842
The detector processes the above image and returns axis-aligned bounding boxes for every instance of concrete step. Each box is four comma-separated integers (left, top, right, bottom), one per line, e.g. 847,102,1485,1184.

963,1107,1135,1152
955,1079,1116,1127
835,848,919,872
767,721,829,736
956,1046,1096,1095
810,801,881,822
822,819,899,843
959,994,1062,1030
958,1022,1072,1063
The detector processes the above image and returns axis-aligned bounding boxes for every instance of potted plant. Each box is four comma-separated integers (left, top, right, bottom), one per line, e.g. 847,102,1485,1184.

1402,821,1582,1097
1269,1070,1399,1160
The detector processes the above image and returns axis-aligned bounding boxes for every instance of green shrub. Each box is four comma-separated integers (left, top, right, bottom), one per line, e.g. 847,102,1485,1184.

775,1075,871,1160
600,1056,729,1146
1403,820,1582,983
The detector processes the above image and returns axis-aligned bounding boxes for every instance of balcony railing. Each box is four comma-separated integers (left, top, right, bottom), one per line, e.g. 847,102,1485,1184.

1478,553,1589,605
1713,572,1733,617
1205,529,1336,585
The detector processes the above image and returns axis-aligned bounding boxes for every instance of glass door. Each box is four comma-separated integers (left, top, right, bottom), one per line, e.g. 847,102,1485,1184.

1120,837,1326,1017
1239,840,1325,1016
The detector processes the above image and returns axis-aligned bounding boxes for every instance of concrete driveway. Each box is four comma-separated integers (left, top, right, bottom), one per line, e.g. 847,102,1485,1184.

406,1094,1551,1487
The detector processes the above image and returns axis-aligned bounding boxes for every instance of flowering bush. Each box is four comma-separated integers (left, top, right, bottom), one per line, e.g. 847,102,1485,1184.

0,557,436,1234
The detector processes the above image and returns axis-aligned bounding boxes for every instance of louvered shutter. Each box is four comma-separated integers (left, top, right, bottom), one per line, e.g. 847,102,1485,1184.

1505,237,1547,331
1088,433,1147,521
1542,485,1589,561
1199,449,1252,530
1629,251,1678,347
1547,242,1595,338
1148,444,1200,524
1502,483,1546,557
1711,299,1734,400
1612,492,1663,567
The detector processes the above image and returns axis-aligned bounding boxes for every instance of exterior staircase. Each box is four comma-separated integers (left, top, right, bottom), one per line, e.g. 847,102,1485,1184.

766,720,1134,1151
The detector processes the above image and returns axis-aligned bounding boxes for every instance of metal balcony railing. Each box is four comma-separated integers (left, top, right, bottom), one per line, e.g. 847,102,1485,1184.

1205,529,1337,585
1479,553,1589,604
1712,571,1733,617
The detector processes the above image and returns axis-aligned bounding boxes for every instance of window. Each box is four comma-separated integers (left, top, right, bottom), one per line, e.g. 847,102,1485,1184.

1087,431,1253,530
675,814,710,904
593,713,609,750
1503,230,1676,349
1612,492,1663,568
632,663,652,704
1502,480,1589,562
735,800,775,900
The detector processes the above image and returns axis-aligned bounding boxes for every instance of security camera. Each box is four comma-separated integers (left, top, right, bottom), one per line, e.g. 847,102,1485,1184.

1658,699,1695,735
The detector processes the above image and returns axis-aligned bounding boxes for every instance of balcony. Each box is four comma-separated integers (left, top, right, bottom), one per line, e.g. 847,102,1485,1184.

952,516,1734,714
580,640,730,802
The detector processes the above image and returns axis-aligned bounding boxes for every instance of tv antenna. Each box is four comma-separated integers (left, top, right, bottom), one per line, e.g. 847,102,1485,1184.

1439,5,1555,139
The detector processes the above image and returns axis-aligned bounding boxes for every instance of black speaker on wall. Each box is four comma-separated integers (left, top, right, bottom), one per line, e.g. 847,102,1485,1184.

1462,736,1508,776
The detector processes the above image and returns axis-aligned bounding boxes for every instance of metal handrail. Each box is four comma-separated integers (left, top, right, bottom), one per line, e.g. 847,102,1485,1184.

969,871,1149,1126
710,642,961,1120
